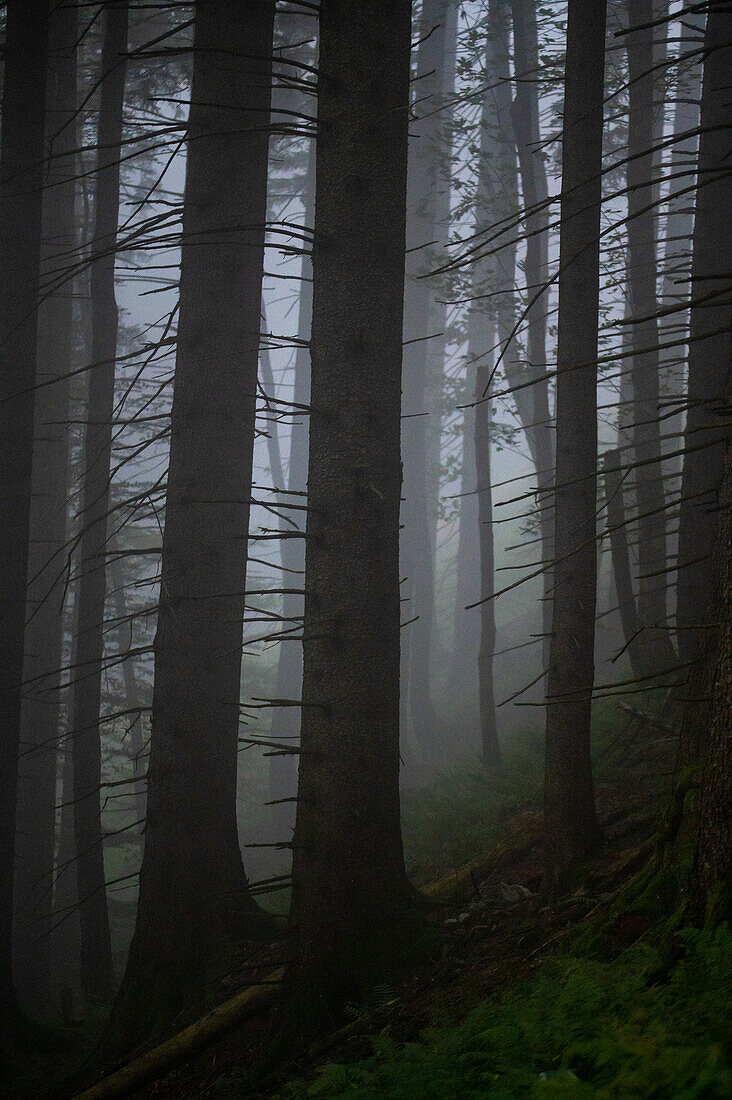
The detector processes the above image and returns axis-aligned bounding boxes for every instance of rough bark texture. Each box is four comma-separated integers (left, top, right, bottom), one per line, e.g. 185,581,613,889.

0,0,49,1023
543,0,606,895
625,0,676,672
288,0,416,1023
106,0,274,1051
70,0,128,1000
401,0,455,769
13,0,78,1010
690,452,731,921
675,6,732,674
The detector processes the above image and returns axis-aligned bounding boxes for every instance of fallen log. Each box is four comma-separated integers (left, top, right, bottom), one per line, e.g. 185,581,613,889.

421,812,542,905
73,967,285,1100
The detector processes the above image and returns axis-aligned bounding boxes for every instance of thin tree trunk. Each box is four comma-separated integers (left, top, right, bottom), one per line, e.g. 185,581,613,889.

110,558,146,850
475,356,500,770
602,448,643,678
511,0,555,674
267,139,314,844
13,0,78,1010
70,0,129,1001
0,0,49,1025
543,0,606,896
288,0,415,1026
625,0,676,672
105,0,275,1053
675,6,732,681
401,0,454,768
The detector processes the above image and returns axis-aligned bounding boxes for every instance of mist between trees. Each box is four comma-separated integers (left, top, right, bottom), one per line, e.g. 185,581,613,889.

0,0,729,1091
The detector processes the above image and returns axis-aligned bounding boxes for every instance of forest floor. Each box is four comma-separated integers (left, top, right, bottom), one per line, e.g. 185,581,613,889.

13,701,732,1098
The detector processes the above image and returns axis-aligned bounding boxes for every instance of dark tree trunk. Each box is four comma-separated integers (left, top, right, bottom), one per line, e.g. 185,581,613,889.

0,0,49,1025
602,449,643,679
689,451,731,922
675,6,732,674
110,558,146,851
625,0,676,673
106,0,274,1052
401,0,455,769
13,0,78,1011
267,139,315,846
70,0,128,1001
511,0,555,673
543,0,606,896
474,359,500,771
288,0,415,1024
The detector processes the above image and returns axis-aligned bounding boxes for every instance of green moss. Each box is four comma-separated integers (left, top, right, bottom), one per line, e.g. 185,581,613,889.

278,926,732,1098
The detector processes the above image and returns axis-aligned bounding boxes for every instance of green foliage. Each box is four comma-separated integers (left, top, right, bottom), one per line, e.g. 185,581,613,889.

281,927,732,1098
401,732,543,884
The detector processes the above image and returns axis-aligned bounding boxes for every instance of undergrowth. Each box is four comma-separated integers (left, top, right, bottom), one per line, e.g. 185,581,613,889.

280,925,731,1098
401,731,544,884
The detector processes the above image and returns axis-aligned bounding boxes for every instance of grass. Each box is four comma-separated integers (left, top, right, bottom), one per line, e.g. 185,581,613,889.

280,926,732,1098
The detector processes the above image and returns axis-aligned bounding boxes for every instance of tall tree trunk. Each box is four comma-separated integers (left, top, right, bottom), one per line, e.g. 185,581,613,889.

543,0,606,896
511,0,555,673
602,448,643,678
110,558,146,851
401,0,455,769
675,6,732,680
474,357,500,770
70,0,129,1001
267,140,314,845
13,0,78,1011
288,0,415,1026
0,0,49,1025
106,0,275,1053
687,449,731,922
625,0,676,673
658,11,704,488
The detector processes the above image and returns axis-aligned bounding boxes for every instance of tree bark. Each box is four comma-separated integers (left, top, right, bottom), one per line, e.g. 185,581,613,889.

0,0,49,1025
70,0,129,1001
267,139,315,845
625,0,676,673
689,451,731,922
288,0,416,1025
675,6,732,675
543,0,606,896
105,0,275,1053
401,0,456,769
602,449,644,679
13,0,78,1011
511,0,555,673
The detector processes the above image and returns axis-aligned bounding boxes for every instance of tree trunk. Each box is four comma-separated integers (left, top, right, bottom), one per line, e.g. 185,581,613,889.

602,448,643,679
288,0,416,1026
675,6,732,676
625,0,676,673
511,0,555,673
70,0,129,1001
543,0,606,896
13,0,78,1011
0,0,49,1025
689,451,731,922
267,139,315,846
105,0,275,1053
110,558,146,852
401,0,455,769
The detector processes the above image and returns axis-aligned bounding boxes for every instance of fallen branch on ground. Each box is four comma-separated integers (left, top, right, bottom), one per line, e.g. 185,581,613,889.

73,967,285,1100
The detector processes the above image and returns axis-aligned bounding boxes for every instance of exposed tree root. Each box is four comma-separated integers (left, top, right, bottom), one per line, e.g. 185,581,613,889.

72,967,284,1100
